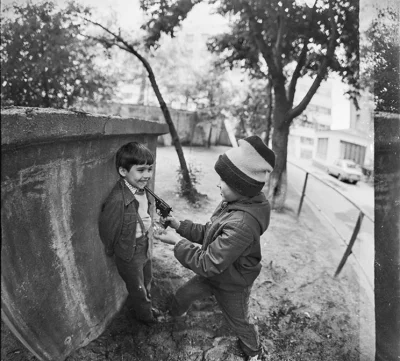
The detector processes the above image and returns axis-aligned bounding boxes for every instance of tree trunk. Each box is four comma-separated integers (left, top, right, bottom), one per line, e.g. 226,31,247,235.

263,77,273,145
266,105,291,210
207,125,212,148
137,68,147,105
144,64,197,200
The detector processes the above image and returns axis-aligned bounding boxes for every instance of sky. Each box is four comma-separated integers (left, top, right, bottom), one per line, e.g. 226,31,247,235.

1,0,227,33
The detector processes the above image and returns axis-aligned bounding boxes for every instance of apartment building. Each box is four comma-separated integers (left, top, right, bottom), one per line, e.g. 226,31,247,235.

289,76,374,172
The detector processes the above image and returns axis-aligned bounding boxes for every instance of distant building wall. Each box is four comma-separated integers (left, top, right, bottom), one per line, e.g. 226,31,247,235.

313,129,372,168
82,102,231,147
1,107,168,361
288,126,315,159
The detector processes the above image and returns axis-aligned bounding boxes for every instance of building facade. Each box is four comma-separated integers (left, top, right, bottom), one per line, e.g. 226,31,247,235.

288,77,332,160
288,76,374,174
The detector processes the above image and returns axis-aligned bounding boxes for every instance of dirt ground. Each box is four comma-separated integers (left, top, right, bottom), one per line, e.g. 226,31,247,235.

1,145,374,361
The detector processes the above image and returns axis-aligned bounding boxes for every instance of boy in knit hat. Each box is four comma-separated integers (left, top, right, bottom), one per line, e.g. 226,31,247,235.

154,135,275,361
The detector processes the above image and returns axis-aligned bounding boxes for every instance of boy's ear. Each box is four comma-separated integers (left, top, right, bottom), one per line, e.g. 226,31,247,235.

118,166,127,177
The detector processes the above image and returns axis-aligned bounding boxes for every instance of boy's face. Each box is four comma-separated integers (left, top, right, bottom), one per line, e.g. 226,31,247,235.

217,179,243,202
119,164,153,189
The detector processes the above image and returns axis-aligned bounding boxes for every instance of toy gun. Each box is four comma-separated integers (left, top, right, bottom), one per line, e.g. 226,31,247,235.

144,186,172,228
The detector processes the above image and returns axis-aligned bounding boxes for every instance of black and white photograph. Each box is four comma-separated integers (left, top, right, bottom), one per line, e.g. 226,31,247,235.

1,0,399,360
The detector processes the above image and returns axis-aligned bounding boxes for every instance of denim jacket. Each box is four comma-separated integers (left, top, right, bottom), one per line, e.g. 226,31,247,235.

98,179,151,262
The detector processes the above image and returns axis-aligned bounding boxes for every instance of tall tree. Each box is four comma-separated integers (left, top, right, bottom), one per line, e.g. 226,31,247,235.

1,1,116,108
140,0,359,209
361,7,399,113
233,77,273,145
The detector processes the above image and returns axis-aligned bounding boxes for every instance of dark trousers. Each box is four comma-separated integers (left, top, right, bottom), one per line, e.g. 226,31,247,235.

171,275,260,357
115,235,153,322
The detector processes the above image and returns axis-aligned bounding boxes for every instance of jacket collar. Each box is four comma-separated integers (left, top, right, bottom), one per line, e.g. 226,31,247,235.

119,179,137,206
226,192,267,207
118,179,152,208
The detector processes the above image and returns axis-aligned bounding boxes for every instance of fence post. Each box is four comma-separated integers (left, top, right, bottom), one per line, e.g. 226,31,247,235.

334,211,365,277
297,172,309,217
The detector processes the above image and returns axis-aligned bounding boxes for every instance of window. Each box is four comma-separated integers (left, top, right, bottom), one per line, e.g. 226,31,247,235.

308,104,331,115
345,162,357,169
300,149,313,159
340,141,366,166
316,138,328,159
316,123,330,131
300,136,314,145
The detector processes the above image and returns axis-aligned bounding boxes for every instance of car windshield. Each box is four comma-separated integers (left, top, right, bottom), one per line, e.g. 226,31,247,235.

345,162,357,169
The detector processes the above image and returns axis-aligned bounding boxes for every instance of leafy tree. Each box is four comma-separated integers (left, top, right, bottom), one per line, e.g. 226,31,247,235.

191,67,235,147
233,77,273,145
361,7,399,113
140,0,359,209
145,31,241,112
0,1,116,108
147,33,207,108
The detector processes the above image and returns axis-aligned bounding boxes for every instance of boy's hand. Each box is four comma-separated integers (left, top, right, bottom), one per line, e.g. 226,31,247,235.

160,215,180,230
153,229,181,245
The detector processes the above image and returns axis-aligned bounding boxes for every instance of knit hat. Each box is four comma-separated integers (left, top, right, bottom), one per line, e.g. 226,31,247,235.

214,135,275,197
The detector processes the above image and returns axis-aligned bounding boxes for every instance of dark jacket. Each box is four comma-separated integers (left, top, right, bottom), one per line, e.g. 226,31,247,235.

98,179,151,262
174,192,271,291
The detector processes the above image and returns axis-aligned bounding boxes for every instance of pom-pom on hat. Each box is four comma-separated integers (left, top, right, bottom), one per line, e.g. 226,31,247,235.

214,135,275,197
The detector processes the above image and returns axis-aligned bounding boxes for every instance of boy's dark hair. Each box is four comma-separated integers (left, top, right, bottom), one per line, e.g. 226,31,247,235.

115,142,154,174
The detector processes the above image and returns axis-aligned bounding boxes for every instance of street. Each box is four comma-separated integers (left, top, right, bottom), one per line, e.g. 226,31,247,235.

287,158,374,294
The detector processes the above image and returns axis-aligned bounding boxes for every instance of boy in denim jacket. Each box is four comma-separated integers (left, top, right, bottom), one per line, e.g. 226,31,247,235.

98,142,160,324
155,136,275,360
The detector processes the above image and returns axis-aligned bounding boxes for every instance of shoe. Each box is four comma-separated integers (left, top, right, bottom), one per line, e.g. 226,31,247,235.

157,311,187,322
246,356,260,361
246,348,267,361
151,307,163,318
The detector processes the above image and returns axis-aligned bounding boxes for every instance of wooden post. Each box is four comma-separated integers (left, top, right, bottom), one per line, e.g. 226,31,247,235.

334,211,364,277
297,172,309,217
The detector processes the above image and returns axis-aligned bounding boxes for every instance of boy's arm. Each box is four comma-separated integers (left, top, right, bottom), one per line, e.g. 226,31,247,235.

98,198,123,256
176,219,209,245
174,222,254,277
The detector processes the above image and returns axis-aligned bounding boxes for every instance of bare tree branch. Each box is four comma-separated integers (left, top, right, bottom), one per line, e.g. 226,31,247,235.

287,0,318,105
77,15,199,201
241,0,287,101
288,0,338,121
274,12,284,73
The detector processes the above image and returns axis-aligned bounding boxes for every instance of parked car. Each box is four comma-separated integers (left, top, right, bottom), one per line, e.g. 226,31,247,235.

326,159,363,184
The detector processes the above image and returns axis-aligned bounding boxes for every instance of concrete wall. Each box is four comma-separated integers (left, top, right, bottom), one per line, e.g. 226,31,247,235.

81,102,231,146
374,112,400,360
1,107,168,361
313,129,372,168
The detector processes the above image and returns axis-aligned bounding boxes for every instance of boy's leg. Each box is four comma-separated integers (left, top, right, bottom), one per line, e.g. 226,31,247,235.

115,254,153,322
143,257,152,300
213,286,261,358
170,275,214,316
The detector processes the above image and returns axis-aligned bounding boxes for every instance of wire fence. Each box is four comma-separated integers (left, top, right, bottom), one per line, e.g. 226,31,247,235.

287,160,374,293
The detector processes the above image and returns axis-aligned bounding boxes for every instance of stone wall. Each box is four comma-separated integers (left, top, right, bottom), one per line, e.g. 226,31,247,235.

81,102,232,147
1,107,168,361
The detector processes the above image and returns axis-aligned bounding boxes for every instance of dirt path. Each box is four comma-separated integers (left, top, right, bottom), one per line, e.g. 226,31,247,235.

1,145,374,361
